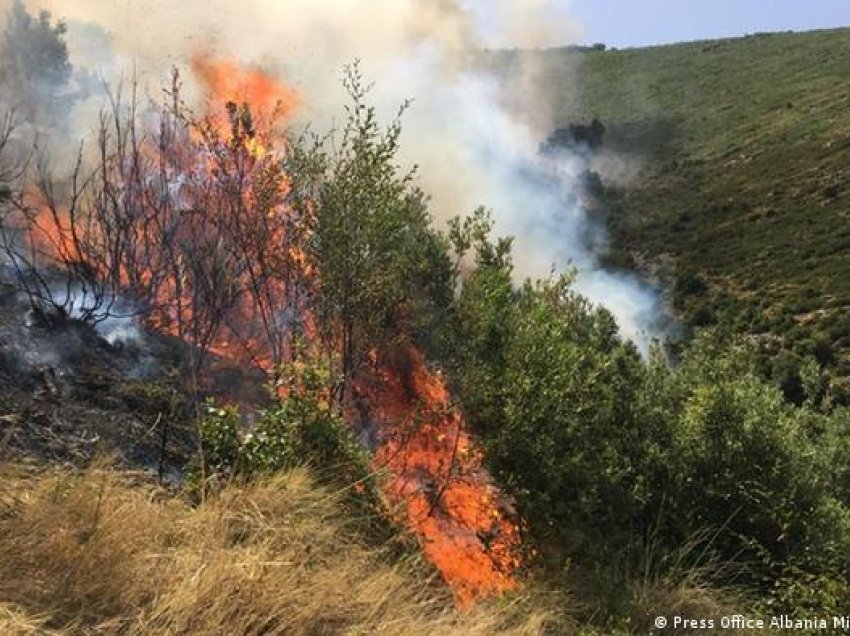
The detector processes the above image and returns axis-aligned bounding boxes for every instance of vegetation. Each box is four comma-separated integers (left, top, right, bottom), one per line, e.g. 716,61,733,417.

0,463,551,635
3,4,850,630
289,65,456,394
284,77,850,619
193,352,372,496
492,28,850,401
0,0,73,122
441,214,850,624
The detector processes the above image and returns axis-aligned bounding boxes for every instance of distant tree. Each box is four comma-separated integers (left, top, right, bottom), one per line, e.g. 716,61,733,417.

0,0,73,122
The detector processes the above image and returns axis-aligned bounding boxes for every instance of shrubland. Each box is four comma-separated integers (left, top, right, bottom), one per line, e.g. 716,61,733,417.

440,213,850,626
490,29,850,402
1,5,849,632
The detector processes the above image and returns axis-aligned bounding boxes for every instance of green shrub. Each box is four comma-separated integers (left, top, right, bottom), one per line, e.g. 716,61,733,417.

183,403,241,493
690,303,717,326
242,358,369,485
447,226,850,612
673,272,708,303
191,354,370,493
771,350,805,405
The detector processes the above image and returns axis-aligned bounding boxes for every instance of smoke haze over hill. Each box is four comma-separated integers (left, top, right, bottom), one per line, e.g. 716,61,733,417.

3,0,668,346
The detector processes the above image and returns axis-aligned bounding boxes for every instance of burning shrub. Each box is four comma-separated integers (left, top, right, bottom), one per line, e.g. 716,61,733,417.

0,62,531,605
0,69,308,380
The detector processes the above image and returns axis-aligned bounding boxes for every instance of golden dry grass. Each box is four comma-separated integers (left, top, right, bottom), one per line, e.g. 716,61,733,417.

0,602,58,635
0,461,558,635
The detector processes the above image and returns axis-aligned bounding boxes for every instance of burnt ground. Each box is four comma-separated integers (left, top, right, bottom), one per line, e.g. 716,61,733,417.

0,280,198,477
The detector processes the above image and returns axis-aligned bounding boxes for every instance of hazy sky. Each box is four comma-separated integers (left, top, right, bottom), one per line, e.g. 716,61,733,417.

570,0,850,48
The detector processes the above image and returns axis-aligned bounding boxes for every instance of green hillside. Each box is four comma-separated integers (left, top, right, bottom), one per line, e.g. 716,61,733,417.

511,28,850,397
6,7,850,628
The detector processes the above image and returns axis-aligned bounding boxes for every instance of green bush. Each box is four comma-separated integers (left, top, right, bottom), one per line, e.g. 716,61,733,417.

673,271,708,303
444,219,850,612
242,358,369,485
690,303,717,326
660,344,842,585
184,402,241,495
771,350,805,404
192,354,370,492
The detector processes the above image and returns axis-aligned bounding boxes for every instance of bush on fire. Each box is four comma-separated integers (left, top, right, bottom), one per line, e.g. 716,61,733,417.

280,80,850,612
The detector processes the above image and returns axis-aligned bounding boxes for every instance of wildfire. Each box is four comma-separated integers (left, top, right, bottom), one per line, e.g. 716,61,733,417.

191,56,299,120
190,56,300,159
15,57,525,608
18,188,77,264
352,347,523,607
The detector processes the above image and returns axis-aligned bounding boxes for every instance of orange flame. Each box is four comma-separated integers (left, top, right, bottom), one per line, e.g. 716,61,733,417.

20,57,525,607
351,347,523,607
191,55,299,119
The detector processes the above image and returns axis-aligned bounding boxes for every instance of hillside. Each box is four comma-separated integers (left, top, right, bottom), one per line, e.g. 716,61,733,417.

512,28,850,396
5,6,850,631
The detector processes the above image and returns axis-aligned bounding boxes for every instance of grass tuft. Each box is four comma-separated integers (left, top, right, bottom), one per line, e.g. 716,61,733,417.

0,461,556,635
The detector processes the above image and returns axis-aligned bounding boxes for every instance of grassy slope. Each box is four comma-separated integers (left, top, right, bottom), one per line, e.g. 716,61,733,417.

536,29,850,380
0,463,553,635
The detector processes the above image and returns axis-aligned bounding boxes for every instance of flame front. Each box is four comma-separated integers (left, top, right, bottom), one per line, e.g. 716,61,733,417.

353,347,522,606
191,56,299,120
16,57,524,607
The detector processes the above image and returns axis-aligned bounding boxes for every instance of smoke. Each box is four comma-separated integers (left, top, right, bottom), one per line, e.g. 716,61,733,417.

5,0,670,349
45,285,143,345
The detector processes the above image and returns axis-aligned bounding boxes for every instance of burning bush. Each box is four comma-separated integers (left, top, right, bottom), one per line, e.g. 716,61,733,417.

0,60,529,607
0,67,306,379
289,64,456,398
6,42,848,624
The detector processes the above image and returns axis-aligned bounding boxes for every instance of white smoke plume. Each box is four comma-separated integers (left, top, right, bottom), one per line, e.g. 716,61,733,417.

6,0,669,348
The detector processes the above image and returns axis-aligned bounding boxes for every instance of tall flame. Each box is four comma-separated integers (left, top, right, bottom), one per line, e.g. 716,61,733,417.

17,57,525,607
352,346,522,607
191,56,300,118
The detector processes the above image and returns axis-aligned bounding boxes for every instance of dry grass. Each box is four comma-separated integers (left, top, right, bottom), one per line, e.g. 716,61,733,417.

622,530,754,635
0,602,58,635
0,462,558,635
627,575,747,635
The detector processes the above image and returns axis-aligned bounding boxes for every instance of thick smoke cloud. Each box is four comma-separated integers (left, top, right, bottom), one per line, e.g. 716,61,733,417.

8,0,668,348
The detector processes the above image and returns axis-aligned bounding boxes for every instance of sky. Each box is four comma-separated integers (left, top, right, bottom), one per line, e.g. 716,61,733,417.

569,0,850,48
